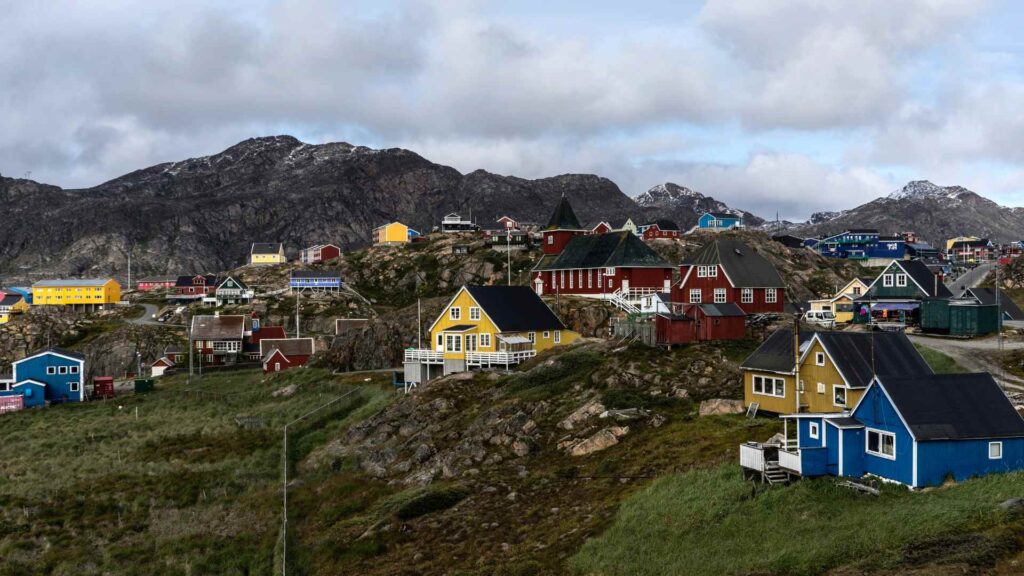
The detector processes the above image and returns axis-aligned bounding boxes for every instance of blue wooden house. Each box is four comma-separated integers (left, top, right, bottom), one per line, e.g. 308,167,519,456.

742,373,1024,488
0,348,86,407
810,229,905,264
698,212,743,230
290,270,343,293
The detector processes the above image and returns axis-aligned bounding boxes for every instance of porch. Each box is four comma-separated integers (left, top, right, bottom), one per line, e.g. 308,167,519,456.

739,441,800,485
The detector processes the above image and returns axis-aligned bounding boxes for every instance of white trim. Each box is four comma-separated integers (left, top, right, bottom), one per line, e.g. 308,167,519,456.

838,427,844,476
833,385,848,408
850,377,918,441
865,427,897,460
14,350,85,370
809,422,819,439
799,334,855,391
912,439,918,488
815,352,826,366
989,441,1003,460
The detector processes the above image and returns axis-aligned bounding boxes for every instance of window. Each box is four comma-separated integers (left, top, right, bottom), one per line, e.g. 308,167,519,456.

554,331,561,343
469,307,480,321
817,382,825,394
752,375,785,398
853,286,861,295
569,271,574,288
895,274,907,287
46,367,56,375
560,271,565,289
883,274,894,287
58,366,68,375
741,288,753,304
714,288,726,303
833,386,847,407
70,382,79,392
480,333,491,348
815,352,826,366
605,267,615,276
0,383,8,392
547,235,554,245
437,334,443,347
809,422,819,439
449,307,461,320
689,289,702,303
528,332,536,343
697,266,707,278
708,265,718,278
990,442,1003,460
543,331,550,339
765,288,778,304
445,334,462,352
588,270,593,288
866,429,896,459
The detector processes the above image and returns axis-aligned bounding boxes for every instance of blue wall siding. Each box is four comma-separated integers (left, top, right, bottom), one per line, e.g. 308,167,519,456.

840,428,865,478
852,385,915,485
0,382,46,407
13,352,84,403
917,438,1024,487
798,418,825,449
698,214,741,228
825,424,840,475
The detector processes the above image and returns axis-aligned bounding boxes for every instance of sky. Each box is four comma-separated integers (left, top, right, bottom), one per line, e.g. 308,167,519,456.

3,0,1024,220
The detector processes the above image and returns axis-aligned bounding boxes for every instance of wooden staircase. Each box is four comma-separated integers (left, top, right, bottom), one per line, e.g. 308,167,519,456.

763,462,790,485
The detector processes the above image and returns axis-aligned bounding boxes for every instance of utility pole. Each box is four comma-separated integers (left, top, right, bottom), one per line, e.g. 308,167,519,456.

417,298,422,349
127,247,132,292
507,231,512,286
187,312,193,384
295,291,300,339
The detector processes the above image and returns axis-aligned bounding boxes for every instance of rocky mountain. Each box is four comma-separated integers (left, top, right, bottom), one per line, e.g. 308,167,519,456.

0,136,646,278
634,182,764,229
791,180,1024,246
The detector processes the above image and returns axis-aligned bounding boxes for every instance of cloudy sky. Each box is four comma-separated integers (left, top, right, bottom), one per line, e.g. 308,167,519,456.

3,0,1023,219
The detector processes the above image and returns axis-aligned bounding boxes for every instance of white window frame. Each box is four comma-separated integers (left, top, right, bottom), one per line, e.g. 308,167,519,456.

689,289,702,304
445,334,462,352
809,422,819,440
752,375,785,398
883,274,894,287
714,288,726,304
480,333,491,348
741,288,753,304
528,332,536,343
569,270,574,289
547,235,554,245
469,307,481,321
833,385,848,407
588,270,593,288
895,274,907,287
765,288,778,304
866,428,896,460
815,352,826,366
70,382,79,392
817,382,825,394
449,307,461,321
989,441,1003,460
543,331,550,339
58,366,68,375
697,266,707,278
708,265,718,278
554,331,561,343
560,271,565,289
436,333,443,347
46,367,56,375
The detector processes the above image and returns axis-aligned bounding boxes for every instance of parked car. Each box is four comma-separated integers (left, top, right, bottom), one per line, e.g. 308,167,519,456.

803,310,836,328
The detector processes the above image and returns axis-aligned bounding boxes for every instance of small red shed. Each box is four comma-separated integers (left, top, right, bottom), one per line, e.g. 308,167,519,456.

92,376,115,399
655,303,747,346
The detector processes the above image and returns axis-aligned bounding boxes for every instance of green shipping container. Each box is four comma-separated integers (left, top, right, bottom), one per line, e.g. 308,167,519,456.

134,379,155,393
920,299,950,331
949,304,999,337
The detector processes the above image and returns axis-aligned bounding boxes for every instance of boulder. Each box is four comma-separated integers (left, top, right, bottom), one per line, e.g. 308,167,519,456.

272,384,299,398
567,426,629,457
998,498,1024,512
699,398,745,416
558,399,605,430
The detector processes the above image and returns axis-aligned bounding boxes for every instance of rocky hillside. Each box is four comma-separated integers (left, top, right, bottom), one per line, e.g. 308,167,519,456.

635,182,765,229
792,180,1024,245
0,136,646,278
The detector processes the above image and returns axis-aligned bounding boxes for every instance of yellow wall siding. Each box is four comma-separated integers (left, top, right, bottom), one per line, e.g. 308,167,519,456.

0,313,8,324
251,252,285,264
32,280,121,306
799,341,863,413
375,222,410,244
743,371,798,414
428,289,579,360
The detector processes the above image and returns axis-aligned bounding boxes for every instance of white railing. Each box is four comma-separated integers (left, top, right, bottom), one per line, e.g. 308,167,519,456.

740,443,766,472
609,289,642,314
466,350,537,366
404,349,444,363
778,450,802,474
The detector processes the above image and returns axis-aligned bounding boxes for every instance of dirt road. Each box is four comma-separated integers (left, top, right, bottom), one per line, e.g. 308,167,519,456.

907,333,1024,390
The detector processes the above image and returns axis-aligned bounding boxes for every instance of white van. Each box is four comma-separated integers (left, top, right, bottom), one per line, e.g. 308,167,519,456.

803,310,836,328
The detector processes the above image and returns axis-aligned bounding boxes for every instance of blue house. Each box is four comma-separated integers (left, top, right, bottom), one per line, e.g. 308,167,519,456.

290,270,343,293
698,212,743,230
0,348,86,407
742,373,1024,488
810,229,905,263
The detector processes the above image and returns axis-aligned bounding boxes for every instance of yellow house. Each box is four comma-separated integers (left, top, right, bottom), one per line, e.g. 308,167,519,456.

807,277,872,323
945,236,980,250
373,222,411,245
251,243,286,265
742,329,931,415
404,285,580,383
0,293,29,323
31,278,121,308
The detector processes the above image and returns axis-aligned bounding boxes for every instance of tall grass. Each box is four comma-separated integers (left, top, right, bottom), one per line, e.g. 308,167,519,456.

913,343,968,374
571,464,1024,576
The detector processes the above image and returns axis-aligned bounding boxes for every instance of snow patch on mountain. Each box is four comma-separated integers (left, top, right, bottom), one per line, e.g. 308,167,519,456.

886,180,974,204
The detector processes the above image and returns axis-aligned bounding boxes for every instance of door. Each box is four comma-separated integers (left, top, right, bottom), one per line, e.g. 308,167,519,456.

663,278,671,292
534,278,544,295
621,278,630,294
466,334,478,352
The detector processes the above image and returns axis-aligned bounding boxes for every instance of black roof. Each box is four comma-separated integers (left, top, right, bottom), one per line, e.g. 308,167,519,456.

826,416,864,429
251,243,283,254
814,331,932,389
741,328,817,373
950,239,991,249
845,228,878,234
0,294,22,307
878,373,1024,440
291,270,342,279
218,276,249,290
538,231,672,271
645,219,680,231
684,240,785,288
544,196,584,231
895,260,952,298
464,285,567,332
966,288,1024,320
698,302,746,317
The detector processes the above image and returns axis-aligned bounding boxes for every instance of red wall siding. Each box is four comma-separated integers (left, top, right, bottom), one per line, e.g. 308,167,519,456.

674,265,785,314
542,231,584,255
656,315,695,344
642,228,681,241
695,310,746,341
532,267,673,295
319,245,341,261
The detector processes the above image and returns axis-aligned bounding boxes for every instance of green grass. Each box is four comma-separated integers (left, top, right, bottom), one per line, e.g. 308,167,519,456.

571,464,1024,576
0,367,393,575
913,343,969,373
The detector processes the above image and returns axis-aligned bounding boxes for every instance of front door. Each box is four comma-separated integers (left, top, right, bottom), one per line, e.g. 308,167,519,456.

466,334,477,352
621,278,630,294
534,278,544,295
663,278,671,292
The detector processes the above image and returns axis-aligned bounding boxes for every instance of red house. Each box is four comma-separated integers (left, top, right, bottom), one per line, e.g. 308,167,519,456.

190,314,246,366
641,220,681,241
673,239,786,314
301,244,341,264
655,303,747,345
532,230,674,296
136,277,176,291
541,195,587,256
174,274,220,297
261,338,315,373
590,221,613,235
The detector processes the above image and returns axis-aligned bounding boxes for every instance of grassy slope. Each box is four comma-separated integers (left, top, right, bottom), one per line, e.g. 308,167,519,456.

913,343,969,374
572,465,1024,576
0,368,392,576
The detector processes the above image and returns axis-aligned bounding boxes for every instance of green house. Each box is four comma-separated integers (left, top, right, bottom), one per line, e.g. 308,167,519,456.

857,260,952,327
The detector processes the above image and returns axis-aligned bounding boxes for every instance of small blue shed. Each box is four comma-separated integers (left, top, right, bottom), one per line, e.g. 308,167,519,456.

777,373,1024,488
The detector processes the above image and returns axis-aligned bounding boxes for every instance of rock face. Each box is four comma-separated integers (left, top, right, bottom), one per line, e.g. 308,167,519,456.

564,426,629,457
0,136,649,278
699,398,745,416
790,180,1024,246
635,182,764,229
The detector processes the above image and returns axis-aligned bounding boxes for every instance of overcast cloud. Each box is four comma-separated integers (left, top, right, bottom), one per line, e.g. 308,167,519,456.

2,0,1020,219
